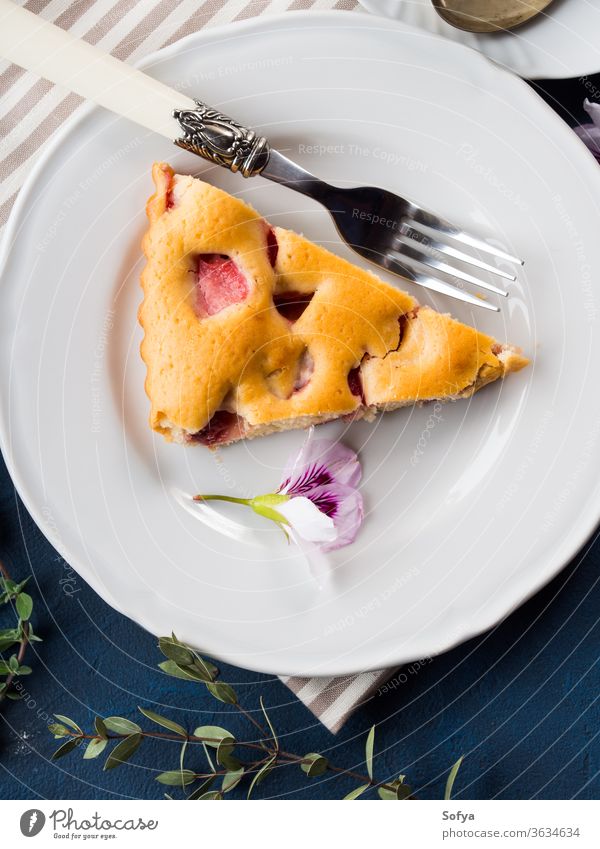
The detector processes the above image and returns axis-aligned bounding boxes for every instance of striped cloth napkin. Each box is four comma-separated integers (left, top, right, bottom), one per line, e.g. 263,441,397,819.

0,0,398,734
282,670,395,733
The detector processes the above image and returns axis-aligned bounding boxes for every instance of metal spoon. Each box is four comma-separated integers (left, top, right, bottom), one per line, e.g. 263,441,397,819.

432,0,555,33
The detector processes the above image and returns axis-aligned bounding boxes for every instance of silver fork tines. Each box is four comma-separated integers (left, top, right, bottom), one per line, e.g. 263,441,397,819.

399,223,516,283
381,254,501,312
407,207,524,266
393,238,509,298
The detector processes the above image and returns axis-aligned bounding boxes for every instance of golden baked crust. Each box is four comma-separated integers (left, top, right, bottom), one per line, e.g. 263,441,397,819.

139,163,528,446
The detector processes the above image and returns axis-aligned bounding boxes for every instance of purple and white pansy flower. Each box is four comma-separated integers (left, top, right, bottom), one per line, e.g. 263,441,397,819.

194,432,364,553
574,99,600,162
276,435,364,551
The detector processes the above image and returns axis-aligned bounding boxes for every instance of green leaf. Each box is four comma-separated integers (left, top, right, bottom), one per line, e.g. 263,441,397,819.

104,733,142,770
190,654,218,682
94,717,108,740
444,756,464,801
48,723,70,739
158,636,195,666
247,756,276,799
365,725,375,781
206,681,237,705
156,769,196,787
26,625,43,642
259,695,278,748
195,790,222,800
52,738,80,760
301,753,328,777
344,784,369,800
137,706,187,737
378,778,412,800
16,592,33,621
187,776,216,800
17,665,32,675
103,716,142,735
193,726,234,748
1,578,17,594
216,739,238,770
83,738,108,760
8,655,19,673
218,751,242,772
202,742,215,773
0,627,22,647
54,715,83,735
6,690,22,700
179,739,188,777
0,661,10,675
222,768,244,793
158,659,211,684
0,682,6,695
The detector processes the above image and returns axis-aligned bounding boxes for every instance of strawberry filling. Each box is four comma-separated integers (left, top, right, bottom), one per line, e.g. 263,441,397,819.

348,367,365,403
266,226,278,267
162,167,175,210
294,349,314,392
274,291,313,322
189,411,244,446
195,254,249,316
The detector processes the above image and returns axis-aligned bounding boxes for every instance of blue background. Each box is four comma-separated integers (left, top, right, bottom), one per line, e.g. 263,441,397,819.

0,78,599,801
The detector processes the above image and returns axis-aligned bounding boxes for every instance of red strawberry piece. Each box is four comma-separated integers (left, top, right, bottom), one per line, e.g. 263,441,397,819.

189,411,243,446
266,226,278,267
273,291,313,322
347,367,365,403
162,167,175,210
195,254,249,316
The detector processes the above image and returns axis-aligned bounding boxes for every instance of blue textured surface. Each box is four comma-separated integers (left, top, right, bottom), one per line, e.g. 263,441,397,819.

1,79,599,801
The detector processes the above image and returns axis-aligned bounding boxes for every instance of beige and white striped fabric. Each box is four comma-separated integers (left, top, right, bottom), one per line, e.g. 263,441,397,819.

0,0,401,734
281,669,395,733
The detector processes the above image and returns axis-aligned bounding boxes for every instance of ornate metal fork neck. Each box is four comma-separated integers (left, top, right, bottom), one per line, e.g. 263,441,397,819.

173,100,269,178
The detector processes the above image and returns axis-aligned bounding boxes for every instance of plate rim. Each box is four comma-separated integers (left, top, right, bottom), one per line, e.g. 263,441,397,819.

2,10,600,676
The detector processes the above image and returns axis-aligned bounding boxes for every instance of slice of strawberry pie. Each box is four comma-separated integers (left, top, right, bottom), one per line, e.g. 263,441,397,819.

139,163,528,447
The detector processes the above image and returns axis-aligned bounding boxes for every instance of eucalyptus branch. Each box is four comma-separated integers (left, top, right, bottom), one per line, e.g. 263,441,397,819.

57,725,392,791
0,560,40,706
49,632,463,800
234,702,271,741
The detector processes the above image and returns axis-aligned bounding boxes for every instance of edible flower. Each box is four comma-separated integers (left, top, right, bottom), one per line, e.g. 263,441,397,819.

574,99,600,162
194,432,364,552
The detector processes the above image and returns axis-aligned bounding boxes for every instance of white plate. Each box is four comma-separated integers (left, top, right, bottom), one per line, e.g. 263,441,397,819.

358,0,600,79
2,11,600,676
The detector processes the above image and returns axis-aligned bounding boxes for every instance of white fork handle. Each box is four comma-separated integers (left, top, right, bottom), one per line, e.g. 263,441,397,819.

0,0,196,139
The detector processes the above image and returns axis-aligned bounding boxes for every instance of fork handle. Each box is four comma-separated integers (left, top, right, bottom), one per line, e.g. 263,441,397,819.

0,0,195,138
0,0,333,199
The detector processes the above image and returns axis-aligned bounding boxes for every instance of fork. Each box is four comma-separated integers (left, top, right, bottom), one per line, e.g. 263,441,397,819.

0,0,522,312
175,102,522,312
